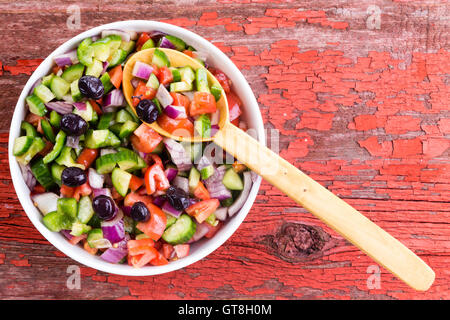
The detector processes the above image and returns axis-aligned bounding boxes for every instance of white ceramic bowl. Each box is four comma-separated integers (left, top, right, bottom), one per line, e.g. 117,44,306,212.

8,20,264,276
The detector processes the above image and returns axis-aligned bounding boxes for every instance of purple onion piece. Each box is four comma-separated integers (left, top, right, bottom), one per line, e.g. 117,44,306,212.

45,101,73,114
164,105,187,119
152,195,166,208
173,176,189,194
92,188,112,198
156,84,173,108
165,167,178,182
132,61,153,80
204,165,231,200
66,135,80,149
103,89,124,109
100,247,127,264
163,138,192,171
187,222,209,243
162,201,182,218
101,210,125,244
158,37,176,49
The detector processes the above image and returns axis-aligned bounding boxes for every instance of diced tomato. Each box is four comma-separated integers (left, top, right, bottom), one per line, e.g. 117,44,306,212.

111,187,123,200
209,68,231,93
232,161,246,173
73,182,92,201
150,251,169,266
127,238,156,256
146,154,163,170
77,148,98,168
36,119,43,134
170,92,190,110
31,184,46,195
52,65,62,75
24,113,43,127
190,92,217,116
173,244,190,258
157,113,194,137
182,50,194,58
185,199,220,223
227,91,242,123
162,244,174,260
204,222,222,239
89,99,102,116
69,234,87,245
136,32,151,50
136,203,167,241
193,181,210,200
83,240,98,255
158,66,173,86
60,185,75,198
129,175,144,192
144,164,170,195
130,124,163,153
108,65,123,89
37,139,53,157
128,247,159,268
124,192,153,208
151,64,160,78
132,81,157,107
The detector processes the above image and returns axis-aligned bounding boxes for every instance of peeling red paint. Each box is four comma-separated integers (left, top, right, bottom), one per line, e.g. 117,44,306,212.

4,59,43,75
10,259,30,267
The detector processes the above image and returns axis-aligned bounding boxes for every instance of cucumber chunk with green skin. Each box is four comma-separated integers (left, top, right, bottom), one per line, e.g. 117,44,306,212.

42,211,71,232
119,120,139,139
164,35,186,51
170,81,193,92
162,214,196,245
115,149,139,171
221,197,234,207
111,167,132,197
151,141,164,154
222,168,244,190
152,97,163,114
115,109,133,123
42,74,55,87
109,123,122,136
21,121,37,138
43,131,66,164
50,76,70,100
34,84,55,103
16,138,45,165
57,197,78,219
195,68,210,93
40,119,55,143
77,38,94,66
165,214,177,229
26,94,47,116
73,100,94,122
87,213,102,228
49,111,62,128
70,221,92,236
95,153,117,174
194,114,211,138
31,158,55,190
108,49,128,68
84,129,121,148
77,195,95,224
91,42,110,62
55,146,85,169
146,73,159,89
169,67,181,82
205,213,218,226
121,40,136,53
210,84,222,102
179,66,195,83
152,48,170,68
62,63,85,83
70,79,83,102
97,112,115,130
51,163,65,184
85,59,103,78
13,136,34,156
200,165,214,180
100,72,114,94
87,228,103,248
188,167,201,193
140,38,155,50
125,104,141,123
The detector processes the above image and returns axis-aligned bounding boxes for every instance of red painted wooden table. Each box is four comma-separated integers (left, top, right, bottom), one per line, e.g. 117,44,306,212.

0,1,448,300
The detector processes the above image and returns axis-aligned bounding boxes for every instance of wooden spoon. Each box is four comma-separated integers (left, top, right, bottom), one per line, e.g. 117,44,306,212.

123,48,435,291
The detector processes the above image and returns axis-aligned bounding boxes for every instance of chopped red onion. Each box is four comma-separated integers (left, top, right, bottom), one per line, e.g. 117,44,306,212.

173,176,189,193
131,77,140,88
163,138,192,171
103,89,124,109
211,110,220,125
164,105,187,119
211,125,220,136
187,222,209,243
158,36,176,49
165,167,178,182
228,171,252,217
66,135,80,149
229,102,242,122
45,101,73,114
214,207,228,221
100,246,127,264
197,156,212,171
31,192,59,215
162,201,182,218
182,91,195,101
60,229,73,240
101,61,109,76
101,209,125,244
88,168,105,189
156,84,173,108
204,165,231,200
173,244,190,258
93,188,112,198
132,61,153,80
19,163,36,190
152,195,165,207
53,50,78,67
149,31,167,42
101,29,131,42
29,79,42,95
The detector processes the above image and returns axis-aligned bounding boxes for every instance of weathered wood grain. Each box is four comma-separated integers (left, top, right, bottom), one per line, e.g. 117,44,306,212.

0,0,448,300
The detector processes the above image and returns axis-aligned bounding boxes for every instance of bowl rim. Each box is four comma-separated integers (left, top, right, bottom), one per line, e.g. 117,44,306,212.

8,20,265,276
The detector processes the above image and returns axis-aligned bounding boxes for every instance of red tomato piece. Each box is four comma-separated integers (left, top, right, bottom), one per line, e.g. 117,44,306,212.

108,65,123,89
193,181,210,200
128,247,159,268
73,182,92,201
60,185,75,198
170,92,190,110
77,148,98,168
130,124,163,153
150,251,169,266
132,81,157,107
136,32,151,50
190,92,217,116
158,66,173,86
136,203,167,241
144,164,170,195
209,68,231,93
174,244,190,258
226,92,242,122
157,113,194,137
204,222,222,239
185,199,220,223
124,192,153,208
162,244,175,260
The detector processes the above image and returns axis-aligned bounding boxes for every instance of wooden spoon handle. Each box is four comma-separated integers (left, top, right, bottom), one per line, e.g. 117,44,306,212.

213,122,435,291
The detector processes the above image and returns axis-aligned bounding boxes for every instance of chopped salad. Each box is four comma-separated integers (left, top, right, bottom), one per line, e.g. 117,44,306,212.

13,30,253,267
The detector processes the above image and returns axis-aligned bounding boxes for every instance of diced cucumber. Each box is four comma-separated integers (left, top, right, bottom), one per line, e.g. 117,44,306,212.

210,84,222,102
141,38,155,50
194,114,211,138
42,74,55,87
31,158,55,190
90,109,98,125
34,84,55,103
164,35,186,52
109,123,122,136
97,112,115,130
165,214,177,229
87,213,101,228
40,119,55,143
188,167,201,193
179,66,195,83
42,211,71,232
55,146,85,169
115,109,133,123
200,165,214,180
162,214,196,245
152,97,162,114
85,59,103,78
125,104,140,123
170,81,193,92
21,121,37,137
108,49,128,68
195,68,210,93
77,38,94,66
187,45,196,51
77,195,95,224
62,63,85,83
222,168,244,190
50,76,70,100
119,120,139,139
111,167,132,197
221,197,234,207
181,141,202,162
146,72,159,89
87,228,103,248
100,72,114,94
114,149,139,171
169,67,181,82
49,110,62,128
135,233,150,240
152,48,170,68
84,129,121,148
91,42,110,62
120,40,136,54
16,138,45,165
57,197,78,219
43,130,66,164
13,136,34,156
70,79,83,102
95,153,117,174
26,94,47,116
151,141,164,154
205,213,218,226
70,221,92,236
73,100,94,122
51,163,65,184
123,215,134,233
